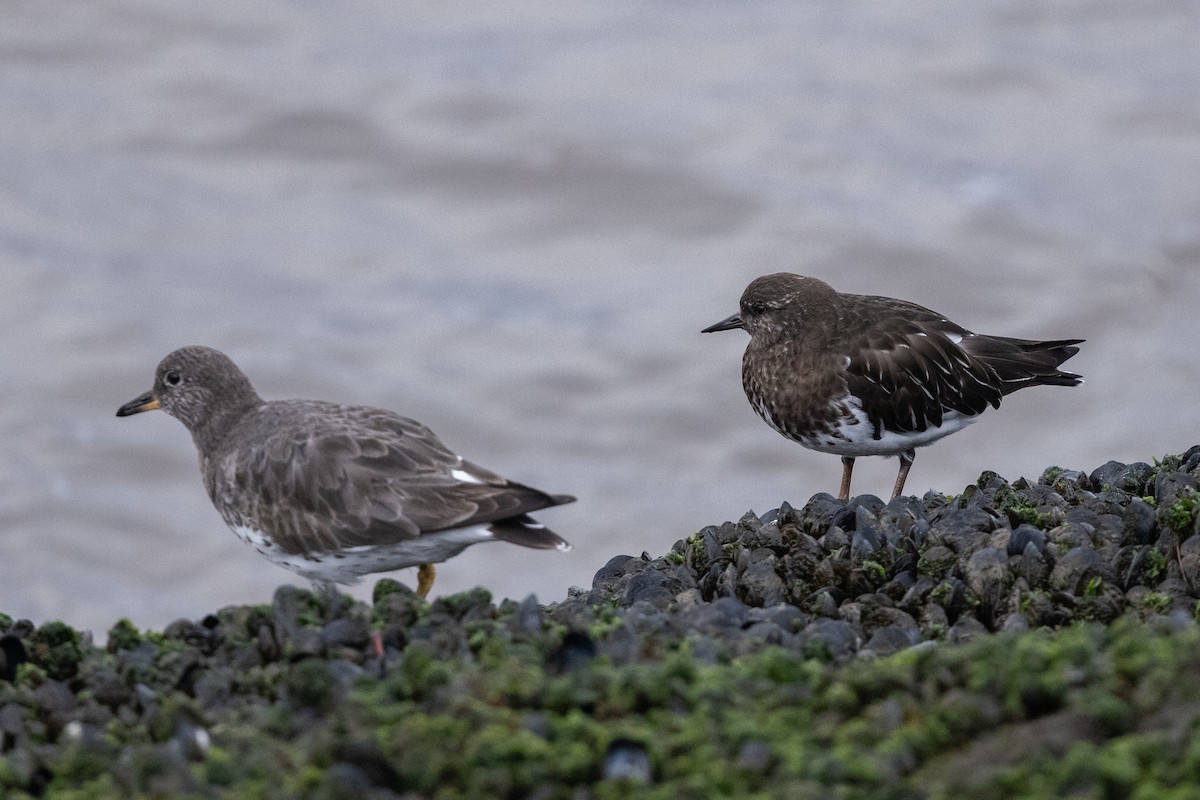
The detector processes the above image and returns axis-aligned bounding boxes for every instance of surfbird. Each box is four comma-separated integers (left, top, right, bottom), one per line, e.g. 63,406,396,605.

116,346,574,597
703,273,1083,501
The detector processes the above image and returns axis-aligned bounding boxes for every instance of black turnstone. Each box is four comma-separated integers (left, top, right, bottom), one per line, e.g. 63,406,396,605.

116,346,573,597
703,273,1083,501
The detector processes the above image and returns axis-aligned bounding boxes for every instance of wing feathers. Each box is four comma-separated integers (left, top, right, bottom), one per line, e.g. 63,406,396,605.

845,315,1081,436
218,401,572,555
488,515,573,551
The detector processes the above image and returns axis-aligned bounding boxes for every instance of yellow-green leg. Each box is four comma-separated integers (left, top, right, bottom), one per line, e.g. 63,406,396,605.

417,563,436,598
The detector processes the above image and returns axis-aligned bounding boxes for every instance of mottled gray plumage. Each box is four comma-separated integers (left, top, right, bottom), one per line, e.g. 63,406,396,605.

117,346,573,595
703,273,1083,500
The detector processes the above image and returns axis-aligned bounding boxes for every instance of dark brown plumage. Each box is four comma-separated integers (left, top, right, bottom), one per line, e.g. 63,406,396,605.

703,273,1083,501
117,346,573,596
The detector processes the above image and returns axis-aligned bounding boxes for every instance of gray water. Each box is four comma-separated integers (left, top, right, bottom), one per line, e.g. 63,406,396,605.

3,1,1199,634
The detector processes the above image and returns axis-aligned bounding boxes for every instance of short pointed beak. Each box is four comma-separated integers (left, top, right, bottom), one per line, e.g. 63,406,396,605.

116,390,159,417
701,313,744,333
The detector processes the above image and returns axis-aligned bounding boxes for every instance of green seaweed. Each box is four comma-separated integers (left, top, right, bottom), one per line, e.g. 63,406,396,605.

6,611,1200,799
1164,489,1198,533
8,449,1200,798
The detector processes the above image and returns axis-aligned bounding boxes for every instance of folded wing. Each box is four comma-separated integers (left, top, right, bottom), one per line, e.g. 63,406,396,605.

224,403,573,555
842,299,1081,437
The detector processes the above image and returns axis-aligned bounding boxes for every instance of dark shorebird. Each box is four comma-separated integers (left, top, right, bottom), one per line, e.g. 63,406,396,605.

117,346,573,598
703,273,1083,501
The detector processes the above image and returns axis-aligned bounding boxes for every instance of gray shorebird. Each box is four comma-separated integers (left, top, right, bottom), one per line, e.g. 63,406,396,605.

116,346,573,597
703,273,1083,501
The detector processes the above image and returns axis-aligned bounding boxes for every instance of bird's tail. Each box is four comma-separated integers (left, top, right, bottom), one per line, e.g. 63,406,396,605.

489,515,573,552
967,337,1084,394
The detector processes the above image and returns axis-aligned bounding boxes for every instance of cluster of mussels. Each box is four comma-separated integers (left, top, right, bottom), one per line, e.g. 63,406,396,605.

0,448,1197,797
579,446,1200,660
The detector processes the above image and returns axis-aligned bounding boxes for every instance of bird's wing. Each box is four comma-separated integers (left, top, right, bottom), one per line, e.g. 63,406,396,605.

841,299,1003,435
220,403,571,554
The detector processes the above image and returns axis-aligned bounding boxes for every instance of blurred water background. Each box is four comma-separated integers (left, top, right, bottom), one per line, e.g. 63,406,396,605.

3,1,1199,634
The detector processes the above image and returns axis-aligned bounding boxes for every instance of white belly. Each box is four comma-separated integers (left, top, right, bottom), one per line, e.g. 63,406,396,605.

229,523,496,585
791,400,980,457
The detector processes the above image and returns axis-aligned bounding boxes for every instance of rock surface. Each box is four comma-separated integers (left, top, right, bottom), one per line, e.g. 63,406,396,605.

1,447,1200,798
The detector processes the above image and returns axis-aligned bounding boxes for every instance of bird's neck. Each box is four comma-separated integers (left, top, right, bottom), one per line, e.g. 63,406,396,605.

189,393,261,455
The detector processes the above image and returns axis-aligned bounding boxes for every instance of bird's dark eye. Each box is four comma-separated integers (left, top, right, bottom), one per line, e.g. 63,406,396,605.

164,371,182,386
746,301,768,315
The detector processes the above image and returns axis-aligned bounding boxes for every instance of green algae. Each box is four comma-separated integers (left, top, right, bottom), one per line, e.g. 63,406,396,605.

3,448,1200,797
105,620,142,654
1142,548,1168,582
1164,488,1198,533
4,604,1200,799
31,621,84,681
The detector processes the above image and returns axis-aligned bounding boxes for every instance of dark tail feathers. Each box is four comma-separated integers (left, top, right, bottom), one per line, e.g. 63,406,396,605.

965,337,1084,395
490,515,573,551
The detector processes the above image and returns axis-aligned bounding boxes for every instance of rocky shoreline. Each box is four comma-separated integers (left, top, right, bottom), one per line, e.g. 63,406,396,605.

2,447,1200,798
